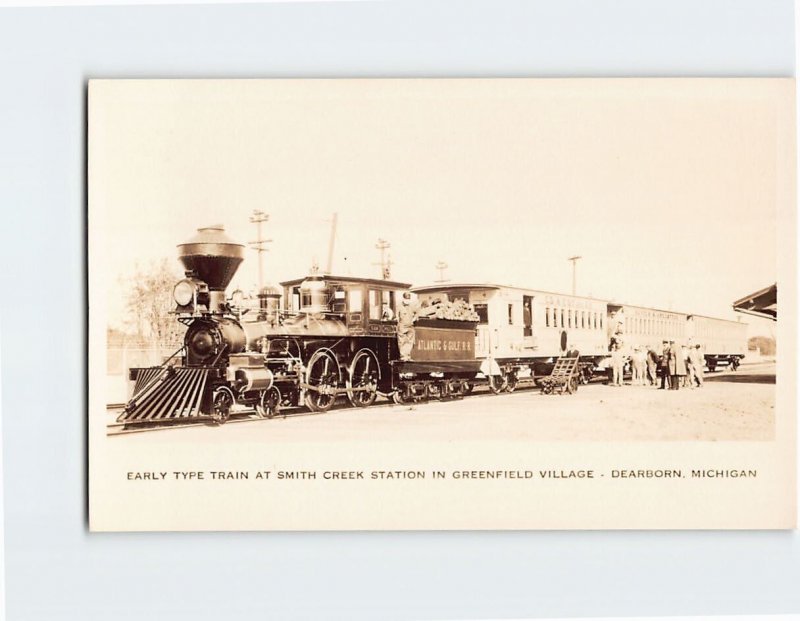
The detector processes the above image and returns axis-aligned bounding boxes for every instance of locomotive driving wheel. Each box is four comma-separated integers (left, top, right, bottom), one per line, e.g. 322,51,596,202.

304,350,340,413
210,386,234,424
346,349,379,408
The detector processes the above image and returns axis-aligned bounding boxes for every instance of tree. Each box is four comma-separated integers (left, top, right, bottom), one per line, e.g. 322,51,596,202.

748,336,776,356
123,259,186,350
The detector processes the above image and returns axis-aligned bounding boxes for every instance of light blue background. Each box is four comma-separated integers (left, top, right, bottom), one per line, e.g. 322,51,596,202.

0,1,798,619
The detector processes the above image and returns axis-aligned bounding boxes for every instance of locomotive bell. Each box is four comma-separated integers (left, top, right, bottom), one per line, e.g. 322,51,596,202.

177,225,244,292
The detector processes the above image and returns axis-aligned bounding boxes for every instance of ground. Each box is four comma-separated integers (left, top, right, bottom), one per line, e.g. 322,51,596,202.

107,362,775,442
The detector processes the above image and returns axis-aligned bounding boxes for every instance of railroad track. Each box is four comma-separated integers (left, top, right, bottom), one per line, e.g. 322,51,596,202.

106,380,544,436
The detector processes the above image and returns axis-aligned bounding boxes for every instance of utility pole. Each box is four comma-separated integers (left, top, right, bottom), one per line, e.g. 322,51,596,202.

325,212,338,274
372,238,392,279
249,210,272,289
567,255,582,296
434,260,449,283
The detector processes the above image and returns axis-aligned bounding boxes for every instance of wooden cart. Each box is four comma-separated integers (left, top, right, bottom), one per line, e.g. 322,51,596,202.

539,356,580,395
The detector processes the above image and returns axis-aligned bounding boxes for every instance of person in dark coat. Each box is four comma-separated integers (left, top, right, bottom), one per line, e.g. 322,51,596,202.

659,340,671,389
668,341,687,390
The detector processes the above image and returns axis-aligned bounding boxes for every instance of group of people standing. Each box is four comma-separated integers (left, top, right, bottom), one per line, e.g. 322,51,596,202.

607,341,705,389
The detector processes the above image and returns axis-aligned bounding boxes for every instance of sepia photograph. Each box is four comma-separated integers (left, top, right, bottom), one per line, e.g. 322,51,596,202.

88,78,795,531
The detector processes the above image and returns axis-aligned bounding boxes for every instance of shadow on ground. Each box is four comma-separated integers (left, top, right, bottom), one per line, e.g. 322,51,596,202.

704,373,776,385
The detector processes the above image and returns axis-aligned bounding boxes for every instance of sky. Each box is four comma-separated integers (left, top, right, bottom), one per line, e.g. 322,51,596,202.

90,79,788,338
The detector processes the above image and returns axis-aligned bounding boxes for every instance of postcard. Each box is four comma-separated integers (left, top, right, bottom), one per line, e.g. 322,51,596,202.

88,78,795,530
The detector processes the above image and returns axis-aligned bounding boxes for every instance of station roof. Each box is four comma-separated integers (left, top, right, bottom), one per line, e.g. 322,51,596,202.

733,283,777,321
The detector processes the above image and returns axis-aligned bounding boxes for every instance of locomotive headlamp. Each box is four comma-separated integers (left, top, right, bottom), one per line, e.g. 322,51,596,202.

173,279,195,307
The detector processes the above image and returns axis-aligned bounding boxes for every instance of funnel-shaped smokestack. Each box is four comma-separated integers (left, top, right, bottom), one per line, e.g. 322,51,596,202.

178,225,244,291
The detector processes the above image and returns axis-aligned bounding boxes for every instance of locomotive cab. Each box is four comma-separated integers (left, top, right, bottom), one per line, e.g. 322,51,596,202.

281,275,411,335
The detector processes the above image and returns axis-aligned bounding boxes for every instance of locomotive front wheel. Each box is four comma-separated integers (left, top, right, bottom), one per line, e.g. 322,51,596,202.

346,350,379,408
256,386,281,419
211,387,234,424
488,373,507,394
304,350,339,413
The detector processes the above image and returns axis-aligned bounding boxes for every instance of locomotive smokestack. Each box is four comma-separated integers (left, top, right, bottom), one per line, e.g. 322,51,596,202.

177,225,245,292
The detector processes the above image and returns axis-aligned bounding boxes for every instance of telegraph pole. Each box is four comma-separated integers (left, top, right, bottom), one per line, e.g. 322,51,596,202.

372,238,392,279
567,255,582,296
249,210,272,289
434,260,449,283
325,212,338,274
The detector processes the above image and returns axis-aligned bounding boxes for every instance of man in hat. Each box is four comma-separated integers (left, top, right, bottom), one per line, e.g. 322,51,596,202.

396,292,418,361
659,340,671,389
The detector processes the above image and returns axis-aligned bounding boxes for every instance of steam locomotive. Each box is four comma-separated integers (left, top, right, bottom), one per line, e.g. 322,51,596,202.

118,226,747,428
118,226,482,427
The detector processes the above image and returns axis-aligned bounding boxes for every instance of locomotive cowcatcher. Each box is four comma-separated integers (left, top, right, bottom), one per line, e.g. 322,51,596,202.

118,226,480,427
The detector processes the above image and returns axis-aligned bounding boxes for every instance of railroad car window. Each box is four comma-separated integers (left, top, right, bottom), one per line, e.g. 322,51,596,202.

473,303,488,324
382,290,395,317
581,311,586,329
545,307,551,327
369,289,382,320
349,288,363,313
291,287,301,312
560,309,565,328
508,304,514,325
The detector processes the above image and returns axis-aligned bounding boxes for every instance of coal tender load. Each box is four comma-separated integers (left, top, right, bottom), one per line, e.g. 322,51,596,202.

417,296,480,322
